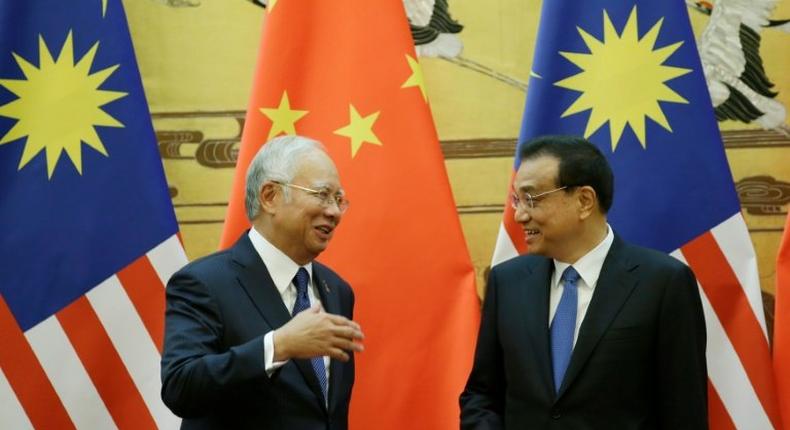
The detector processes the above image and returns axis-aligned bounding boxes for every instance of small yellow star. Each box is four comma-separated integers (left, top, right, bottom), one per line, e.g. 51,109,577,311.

268,0,278,13
259,91,308,140
334,104,381,158
401,54,427,102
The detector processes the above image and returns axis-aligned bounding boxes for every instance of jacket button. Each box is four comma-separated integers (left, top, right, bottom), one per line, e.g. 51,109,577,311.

551,409,561,419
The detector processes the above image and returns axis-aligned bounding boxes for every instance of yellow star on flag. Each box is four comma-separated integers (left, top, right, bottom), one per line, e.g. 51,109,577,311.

554,7,691,150
268,0,278,13
334,104,381,158
0,32,126,178
401,54,427,102
259,91,308,140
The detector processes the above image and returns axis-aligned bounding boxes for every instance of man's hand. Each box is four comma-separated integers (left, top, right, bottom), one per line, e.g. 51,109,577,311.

273,304,364,362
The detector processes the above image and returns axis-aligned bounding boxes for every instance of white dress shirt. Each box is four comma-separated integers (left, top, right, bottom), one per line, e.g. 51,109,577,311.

549,225,614,347
248,228,330,381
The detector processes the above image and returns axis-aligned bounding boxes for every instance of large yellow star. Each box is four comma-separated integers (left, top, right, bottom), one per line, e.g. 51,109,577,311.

554,6,691,150
401,54,427,102
259,91,308,140
334,104,381,158
0,32,126,178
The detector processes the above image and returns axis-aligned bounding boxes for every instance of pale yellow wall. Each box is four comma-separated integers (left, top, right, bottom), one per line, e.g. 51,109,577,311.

125,0,262,111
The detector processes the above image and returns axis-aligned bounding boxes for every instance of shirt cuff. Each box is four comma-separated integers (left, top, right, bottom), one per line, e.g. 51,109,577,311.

263,330,288,376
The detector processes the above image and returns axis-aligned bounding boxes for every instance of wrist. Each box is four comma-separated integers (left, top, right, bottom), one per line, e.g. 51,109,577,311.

273,328,289,361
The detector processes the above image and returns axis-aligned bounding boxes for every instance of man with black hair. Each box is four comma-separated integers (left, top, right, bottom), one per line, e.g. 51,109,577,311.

461,135,708,429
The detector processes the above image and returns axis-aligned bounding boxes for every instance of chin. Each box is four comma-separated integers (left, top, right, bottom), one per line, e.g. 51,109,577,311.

308,244,328,257
525,245,548,256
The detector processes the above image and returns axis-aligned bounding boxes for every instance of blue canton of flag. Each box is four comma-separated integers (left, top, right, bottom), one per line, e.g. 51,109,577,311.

0,1,185,428
492,1,781,428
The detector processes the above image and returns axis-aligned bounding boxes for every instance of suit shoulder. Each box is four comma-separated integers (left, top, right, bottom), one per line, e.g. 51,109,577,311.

491,254,543,276
169,248,234,283
622,242,691,274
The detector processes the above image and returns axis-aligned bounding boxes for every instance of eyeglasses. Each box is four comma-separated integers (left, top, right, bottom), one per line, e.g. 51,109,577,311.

272,181,350,213
510,186,568,210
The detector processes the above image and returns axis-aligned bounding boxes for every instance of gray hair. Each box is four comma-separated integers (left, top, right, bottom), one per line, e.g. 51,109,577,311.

244,135,325,221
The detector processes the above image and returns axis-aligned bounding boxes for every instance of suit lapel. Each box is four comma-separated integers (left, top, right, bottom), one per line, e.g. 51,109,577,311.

314,264,341,316
522,258,555,395
232,234,328,409
314,264,342,413
232,235,291,330
557,236,638,398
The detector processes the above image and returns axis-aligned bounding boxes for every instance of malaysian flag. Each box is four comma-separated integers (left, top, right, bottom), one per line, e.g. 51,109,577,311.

0,0,186,428
493,1,780,428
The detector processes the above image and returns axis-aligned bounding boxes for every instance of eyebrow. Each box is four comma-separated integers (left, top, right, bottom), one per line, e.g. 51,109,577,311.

515,184,538,193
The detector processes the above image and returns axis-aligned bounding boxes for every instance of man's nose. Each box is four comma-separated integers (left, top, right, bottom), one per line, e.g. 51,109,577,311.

323,202,342,218
514,206,530,224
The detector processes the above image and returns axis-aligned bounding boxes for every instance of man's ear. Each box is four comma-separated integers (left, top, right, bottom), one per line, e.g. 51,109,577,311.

259,182,280,215
577,186,598,220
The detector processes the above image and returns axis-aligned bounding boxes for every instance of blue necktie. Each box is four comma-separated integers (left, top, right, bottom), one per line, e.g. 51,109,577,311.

550,266,580,394
292,267,328,401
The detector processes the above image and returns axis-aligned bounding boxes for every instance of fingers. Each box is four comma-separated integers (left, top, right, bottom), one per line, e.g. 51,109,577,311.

276,308,364,360
325,314,363,334
329,333,364,357
345,340,364,353
327,348,350,362
313,342,362,362
313,321,364,357
329,325,363,342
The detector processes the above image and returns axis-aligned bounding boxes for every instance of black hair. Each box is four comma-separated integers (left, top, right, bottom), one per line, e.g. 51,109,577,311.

518,135,614,213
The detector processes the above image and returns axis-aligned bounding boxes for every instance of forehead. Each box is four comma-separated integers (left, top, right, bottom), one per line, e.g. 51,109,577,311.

514,155,559,191
292,151,342,188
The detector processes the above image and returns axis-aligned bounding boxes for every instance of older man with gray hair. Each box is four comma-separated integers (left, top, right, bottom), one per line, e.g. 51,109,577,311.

161,135,364,430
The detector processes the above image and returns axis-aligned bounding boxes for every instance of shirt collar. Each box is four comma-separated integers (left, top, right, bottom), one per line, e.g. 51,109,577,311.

248,227,313,295
553,224,614,289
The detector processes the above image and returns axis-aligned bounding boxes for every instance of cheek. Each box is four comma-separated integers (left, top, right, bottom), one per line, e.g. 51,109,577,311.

531,210,553,225
533,209,566,231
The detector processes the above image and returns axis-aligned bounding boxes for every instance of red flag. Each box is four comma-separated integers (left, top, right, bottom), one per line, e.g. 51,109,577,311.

220,1,480,428
776,211,790,429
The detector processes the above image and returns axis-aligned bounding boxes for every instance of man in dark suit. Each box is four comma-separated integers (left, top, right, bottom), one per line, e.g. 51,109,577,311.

161,135,364,430
460,135,708,429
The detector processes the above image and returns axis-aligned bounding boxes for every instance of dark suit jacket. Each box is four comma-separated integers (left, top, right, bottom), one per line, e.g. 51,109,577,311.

161,233,355,430
460,235,707,429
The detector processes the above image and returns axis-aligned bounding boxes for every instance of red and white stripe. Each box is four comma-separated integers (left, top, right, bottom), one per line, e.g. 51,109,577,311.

493,211,780,429
0,234,187,430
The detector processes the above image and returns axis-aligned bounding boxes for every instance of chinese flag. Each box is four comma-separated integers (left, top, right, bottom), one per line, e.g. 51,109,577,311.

776,211,790,429
220,1,480,428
